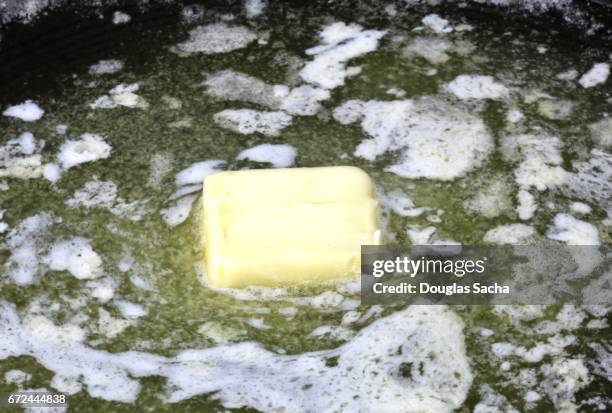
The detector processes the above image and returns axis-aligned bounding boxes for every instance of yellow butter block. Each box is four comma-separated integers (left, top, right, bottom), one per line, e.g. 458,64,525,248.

202,166,381,288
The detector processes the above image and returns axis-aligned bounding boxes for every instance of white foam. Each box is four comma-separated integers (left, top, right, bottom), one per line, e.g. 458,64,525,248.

97,308,130,339
42,163,61,182
464,181,512,218
205,70,283,108
0,209,7,234
501,132,567,191
0,301,471,410
537,99,574,120
172,23,257,55
483,224,535,245
3,100,44,121
541,358,590,410
588,117,612,149
88,59,124,75
67,180,117,208
563,149,611,217
279,85,330,116
204,70,329,116
57,133,112,170
5,369,31,384
407,226,437,244
546,213,600,245
421,13,453,33
90,83,148,109
335,98,493,180
115,300,147,319
244,0,266,18
403,37,451,64
570,202,591,214
4,213,55,285
445,75,509,100
44,237,103,280
214,109,292,136
380,189,428,217
236,143,296,167
66,180,145,221
506,108,524,124
0,132,45,179
556,69,578,81
0,155,42,179
161,194,198,227
175,160,225,186
112,11,131,24
516,189,537,220
299,22,386,89
87,278,116,303
181,4,205,21
578,63,610,88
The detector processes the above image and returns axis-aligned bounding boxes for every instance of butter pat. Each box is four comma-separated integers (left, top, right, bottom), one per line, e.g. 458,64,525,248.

202,166,381,288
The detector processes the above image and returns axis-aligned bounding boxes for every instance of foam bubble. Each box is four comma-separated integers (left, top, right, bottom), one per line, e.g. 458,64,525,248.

57,133,112,170
407,226,437,244
244,0,266,18
165,306,471,411
380,189,428,217
445,75,509,100
172,23,257,55
44,237,103,280
588,117,612,149
214,109,292,136
112,11,131,25
421,13,453,33
115,300,147,319
299,22,386,89
570,202,591,214
563,149,611,216
88,59,124,75
236,143,296,167
483,224,535,245
3,100,44,121
0,301,471,410
0,132,45,179
279,85,330,116
90,83,148,109
501,133,567,191
175,160,225,186
4,213,55,285
65,180,145,221
546,213,600,245
161,194,198,227
578,63,610,88
516,189,537,220
556,69,579,81
87,278,116,303
403,37,451,65
42,163,61,182
336,98,493,180
464,181,512,218
204,70,329,116
5,369,31,385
